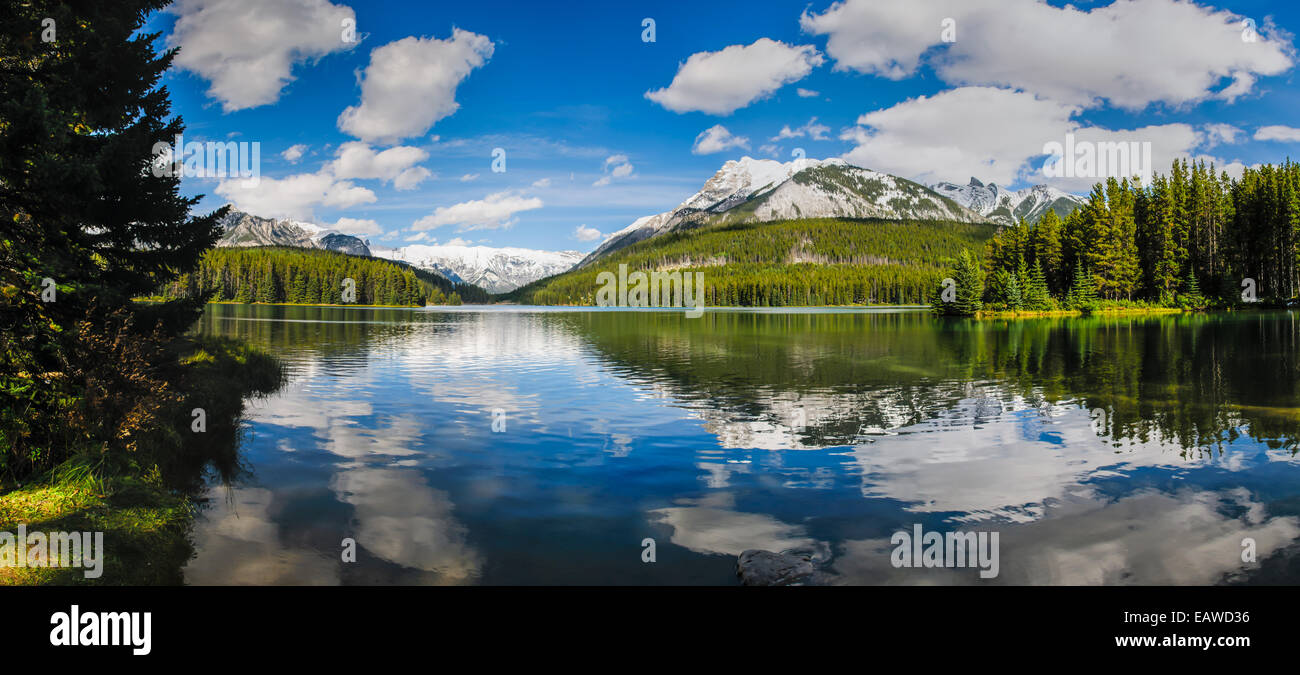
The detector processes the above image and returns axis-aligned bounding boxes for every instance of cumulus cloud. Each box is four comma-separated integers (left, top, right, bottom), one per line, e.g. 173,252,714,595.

801,0,1294,110
573,224,602,242
594,154,635,186
531,178,552,188
1202,123,1244,148
216,171,375,221
645,38,824,114
771,117,830,141
331,217,384,236
840,87,1079,185
281,144,308,162
839,86,1231,190
692,125,750,155
168,0,357,112
338,30,494,144
411,191,542,231
330,141,432,190
796,88,820,98
460,173,479,182
1254,125,1300,142
214,141,441,219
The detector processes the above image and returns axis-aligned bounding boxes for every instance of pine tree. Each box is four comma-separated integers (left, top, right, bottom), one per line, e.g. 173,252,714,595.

1023,260,1052,311
1065,262,1098,310
0,0,223,475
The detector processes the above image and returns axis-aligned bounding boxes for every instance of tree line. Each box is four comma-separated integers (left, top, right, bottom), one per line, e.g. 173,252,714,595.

934,160,1300,315
157,246,490,306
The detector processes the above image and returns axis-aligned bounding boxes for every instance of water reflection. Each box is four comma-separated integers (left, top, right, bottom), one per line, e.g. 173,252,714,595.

185,305,1300,585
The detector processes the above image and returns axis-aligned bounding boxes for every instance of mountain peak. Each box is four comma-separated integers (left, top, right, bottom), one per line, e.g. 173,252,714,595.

217,208,371,257
928,180,1085,227
579,156,986,266
372,244,582,293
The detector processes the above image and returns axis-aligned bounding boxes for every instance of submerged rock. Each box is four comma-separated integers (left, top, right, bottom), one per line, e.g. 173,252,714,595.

736,549,818,586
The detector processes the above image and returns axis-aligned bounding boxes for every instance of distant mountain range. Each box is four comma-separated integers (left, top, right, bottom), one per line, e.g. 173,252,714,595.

215,208,580,294
582,157,985,266
928,177,1085,227
371,244,583,294
216,161,1086,295
217,210,373,256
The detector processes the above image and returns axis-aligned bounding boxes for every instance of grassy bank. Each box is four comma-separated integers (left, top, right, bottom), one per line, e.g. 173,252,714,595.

0,336,283,585
976,306,1187,319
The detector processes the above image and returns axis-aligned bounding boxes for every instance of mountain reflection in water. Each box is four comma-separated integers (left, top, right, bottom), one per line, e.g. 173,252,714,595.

183,304,1300,585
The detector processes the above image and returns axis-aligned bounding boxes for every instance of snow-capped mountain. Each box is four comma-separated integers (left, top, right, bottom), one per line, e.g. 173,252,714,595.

929,178,1085,227
372,244,583,294
216,209,371,256
581,156,985,266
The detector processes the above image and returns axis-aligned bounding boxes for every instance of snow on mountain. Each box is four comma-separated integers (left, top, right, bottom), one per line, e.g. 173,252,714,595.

372,244,583,294
929,178,1085,227
216,209,371,256
581,156,985,266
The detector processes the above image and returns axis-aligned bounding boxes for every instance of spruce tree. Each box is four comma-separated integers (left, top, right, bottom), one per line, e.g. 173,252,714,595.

1,0,225,475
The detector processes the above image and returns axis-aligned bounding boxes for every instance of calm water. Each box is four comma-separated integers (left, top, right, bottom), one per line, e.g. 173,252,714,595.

183,304,1300,585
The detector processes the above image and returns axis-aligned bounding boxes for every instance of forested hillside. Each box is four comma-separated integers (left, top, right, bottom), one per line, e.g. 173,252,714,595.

508,217,997,306
158,247,490,306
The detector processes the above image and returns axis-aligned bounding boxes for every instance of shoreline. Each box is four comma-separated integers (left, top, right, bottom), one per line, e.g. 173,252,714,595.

0,337,284,585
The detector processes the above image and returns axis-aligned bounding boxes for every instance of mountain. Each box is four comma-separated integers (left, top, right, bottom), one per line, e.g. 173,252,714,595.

581,157,986,267
928,178,1085,227
216,209,372,256
372,244,583,294
508,215,997,307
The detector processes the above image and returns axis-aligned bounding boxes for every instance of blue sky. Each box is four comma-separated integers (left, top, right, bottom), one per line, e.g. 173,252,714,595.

148,0,1300,252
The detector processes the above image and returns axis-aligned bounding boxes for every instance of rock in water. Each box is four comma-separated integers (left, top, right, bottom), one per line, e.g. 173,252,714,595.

736,549,816,586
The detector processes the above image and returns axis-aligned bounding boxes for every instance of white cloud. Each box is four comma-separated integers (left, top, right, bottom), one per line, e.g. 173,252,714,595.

573,225,602,242
281,144,308,162
410,191,542,231
594,155,635,186
796,88,819,98
168,0,356,112
645,38,824,114
771,117,830,141
531,178,552,188
331,217,384,236
406,232,432,242
216,171,375,221
840,87,1079,185
1202,123,1244,148
801,0,1294,110
444,237,473,247
1254,125,1300,142
460,173,480,182
330,142,432,190
338,30,494,144
839,86,1224,191
393,167,433,190
692,125,750,155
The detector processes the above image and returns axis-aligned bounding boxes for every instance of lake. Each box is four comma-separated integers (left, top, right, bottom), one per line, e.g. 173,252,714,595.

183,303,1300,585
